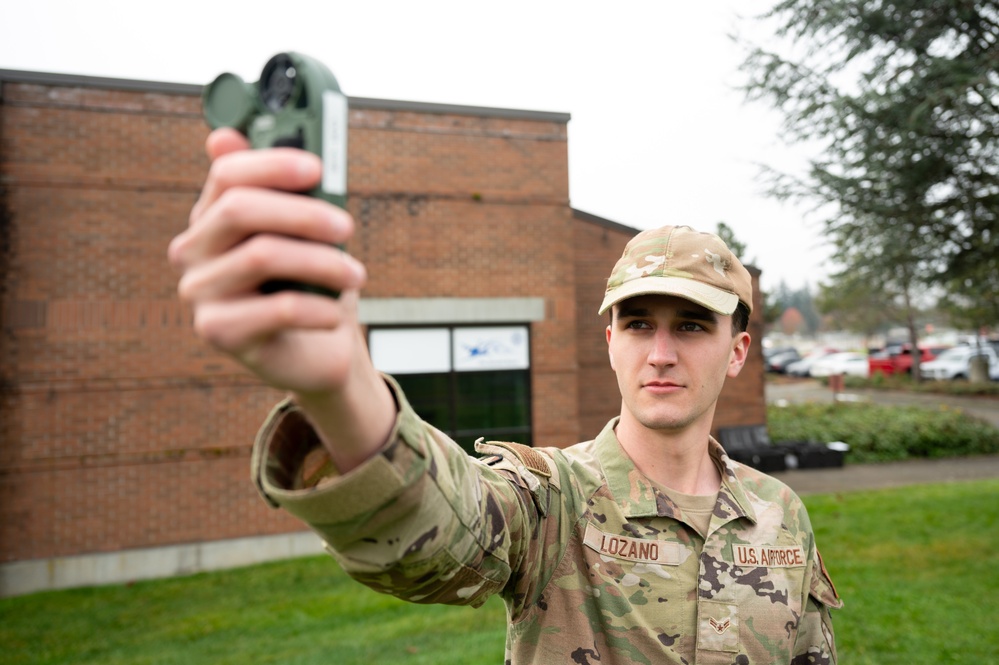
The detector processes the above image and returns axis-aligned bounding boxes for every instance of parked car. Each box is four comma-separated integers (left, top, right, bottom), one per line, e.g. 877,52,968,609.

920,346,999,380
785,348,839,377
809,351,870,378
767,349,801,373
764,346,796,360
868,344,949,376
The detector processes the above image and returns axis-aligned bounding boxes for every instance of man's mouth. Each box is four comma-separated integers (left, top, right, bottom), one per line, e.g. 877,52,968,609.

643,380,683,393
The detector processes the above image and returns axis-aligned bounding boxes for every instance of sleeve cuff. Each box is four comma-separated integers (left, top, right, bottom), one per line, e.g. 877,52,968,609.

250,376,427,525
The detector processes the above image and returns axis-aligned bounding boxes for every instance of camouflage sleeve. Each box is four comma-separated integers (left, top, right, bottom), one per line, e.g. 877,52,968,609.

251,375,565,610
791,544,843,664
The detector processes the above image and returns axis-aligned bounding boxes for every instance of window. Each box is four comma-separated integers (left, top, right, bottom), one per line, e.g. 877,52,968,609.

369,326,532,453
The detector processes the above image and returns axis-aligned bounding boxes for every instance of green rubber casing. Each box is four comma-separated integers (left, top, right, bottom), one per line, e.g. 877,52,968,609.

202,52,347,297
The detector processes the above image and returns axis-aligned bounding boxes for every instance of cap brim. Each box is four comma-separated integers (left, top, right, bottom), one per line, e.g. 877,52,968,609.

598,276,739,316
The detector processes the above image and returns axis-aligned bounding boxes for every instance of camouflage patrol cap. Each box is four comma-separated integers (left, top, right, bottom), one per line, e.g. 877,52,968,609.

599,225,753,316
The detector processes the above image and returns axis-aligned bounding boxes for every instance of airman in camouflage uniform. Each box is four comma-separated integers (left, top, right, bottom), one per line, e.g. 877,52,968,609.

170,143,841,665
255,379,840,664
248,226,842,664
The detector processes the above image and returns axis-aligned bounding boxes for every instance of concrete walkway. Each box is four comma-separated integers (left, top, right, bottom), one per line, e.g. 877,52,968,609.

763,379,999,494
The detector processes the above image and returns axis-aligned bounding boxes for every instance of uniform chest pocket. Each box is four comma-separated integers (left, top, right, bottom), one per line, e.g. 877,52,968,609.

729,545,807,613
581,523,696,606
699,545,808,655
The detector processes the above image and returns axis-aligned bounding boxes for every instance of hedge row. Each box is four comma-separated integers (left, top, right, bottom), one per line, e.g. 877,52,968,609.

766,402,999,463
841,374,999,397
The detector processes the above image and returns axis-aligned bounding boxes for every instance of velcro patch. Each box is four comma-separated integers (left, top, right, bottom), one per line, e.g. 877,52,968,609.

733,545,805,568
475,439,551,478
584,524,685,565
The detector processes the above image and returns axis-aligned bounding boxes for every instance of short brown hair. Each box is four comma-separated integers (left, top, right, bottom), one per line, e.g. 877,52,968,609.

732,302,750,335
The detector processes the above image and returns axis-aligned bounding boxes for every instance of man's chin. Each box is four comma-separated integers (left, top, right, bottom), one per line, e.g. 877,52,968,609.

635,412,697,433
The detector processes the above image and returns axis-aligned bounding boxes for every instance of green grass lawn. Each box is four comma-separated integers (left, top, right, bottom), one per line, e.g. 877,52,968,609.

808,479,999,664
2,479,997,664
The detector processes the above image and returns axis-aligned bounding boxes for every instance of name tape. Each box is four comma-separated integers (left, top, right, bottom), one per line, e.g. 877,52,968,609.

733,545,805,568
583,524,684,566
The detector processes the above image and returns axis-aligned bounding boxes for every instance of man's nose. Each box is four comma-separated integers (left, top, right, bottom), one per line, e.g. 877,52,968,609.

648,329,678,366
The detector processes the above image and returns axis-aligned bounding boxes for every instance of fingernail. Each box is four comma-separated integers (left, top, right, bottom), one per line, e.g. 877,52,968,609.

347,256,367,285
296,153,321,181
328,208,350,234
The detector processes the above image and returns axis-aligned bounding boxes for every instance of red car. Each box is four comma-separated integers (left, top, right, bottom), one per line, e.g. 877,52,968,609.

868,344,950,376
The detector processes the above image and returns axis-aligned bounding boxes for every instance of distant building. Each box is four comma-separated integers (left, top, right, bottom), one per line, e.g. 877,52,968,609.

0,69,764,596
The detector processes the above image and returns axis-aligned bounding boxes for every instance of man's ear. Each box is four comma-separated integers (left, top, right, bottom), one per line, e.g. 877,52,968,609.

606,325,616,370
726,332,751,378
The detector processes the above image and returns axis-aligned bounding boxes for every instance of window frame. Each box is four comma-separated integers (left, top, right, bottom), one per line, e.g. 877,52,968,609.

367,323,533,451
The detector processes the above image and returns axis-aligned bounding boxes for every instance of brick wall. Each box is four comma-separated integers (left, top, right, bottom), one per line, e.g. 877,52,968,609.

0,79,305,562
715,266,767,432
0,73,579,563
573,212,634,440
343,106,578,447
0,71,765,568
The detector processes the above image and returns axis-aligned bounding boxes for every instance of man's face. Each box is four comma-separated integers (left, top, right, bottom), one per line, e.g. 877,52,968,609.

606,295,750,435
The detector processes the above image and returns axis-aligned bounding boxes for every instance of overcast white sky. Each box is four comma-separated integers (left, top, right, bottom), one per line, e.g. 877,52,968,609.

1,0,835,292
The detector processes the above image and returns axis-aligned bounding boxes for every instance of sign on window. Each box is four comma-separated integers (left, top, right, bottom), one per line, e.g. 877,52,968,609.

453,326,529,371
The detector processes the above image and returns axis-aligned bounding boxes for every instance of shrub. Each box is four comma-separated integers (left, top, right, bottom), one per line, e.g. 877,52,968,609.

766,402,999,463
838,374,999,397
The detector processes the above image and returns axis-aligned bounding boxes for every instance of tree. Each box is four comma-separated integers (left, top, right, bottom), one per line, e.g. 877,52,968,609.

715,221,748,258
770,280,823,334
940,242,999,331
761,290,785,328
780,306,807,335
739,0,999,378
815,269,902,342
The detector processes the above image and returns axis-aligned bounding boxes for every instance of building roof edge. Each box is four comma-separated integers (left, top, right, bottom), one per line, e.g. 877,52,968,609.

571,208,641,236
0,69,570,123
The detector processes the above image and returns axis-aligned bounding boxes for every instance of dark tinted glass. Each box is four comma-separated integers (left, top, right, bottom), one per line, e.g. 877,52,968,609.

453,370,531,451
392,370,531,454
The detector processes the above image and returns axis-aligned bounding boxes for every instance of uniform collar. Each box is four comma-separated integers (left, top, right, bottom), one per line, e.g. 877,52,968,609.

594,418,758,525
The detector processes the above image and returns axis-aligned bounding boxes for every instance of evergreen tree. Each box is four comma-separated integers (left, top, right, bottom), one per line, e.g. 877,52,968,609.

715,221,748,259
740,0,999,376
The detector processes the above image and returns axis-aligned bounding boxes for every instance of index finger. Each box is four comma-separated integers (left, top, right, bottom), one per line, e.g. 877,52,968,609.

190,145,322,228
188,129,249,223
206,127,251,160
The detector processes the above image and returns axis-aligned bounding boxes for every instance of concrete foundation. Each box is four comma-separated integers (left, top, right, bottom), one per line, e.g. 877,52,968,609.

0,531,324,598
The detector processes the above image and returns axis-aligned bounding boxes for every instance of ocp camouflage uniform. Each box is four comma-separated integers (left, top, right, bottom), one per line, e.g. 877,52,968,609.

253,377,842,664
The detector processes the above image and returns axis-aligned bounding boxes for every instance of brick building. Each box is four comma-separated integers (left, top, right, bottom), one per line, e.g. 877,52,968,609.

0,69,764,596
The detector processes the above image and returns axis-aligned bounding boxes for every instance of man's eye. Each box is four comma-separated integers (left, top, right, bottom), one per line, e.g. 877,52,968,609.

626,320,651,330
